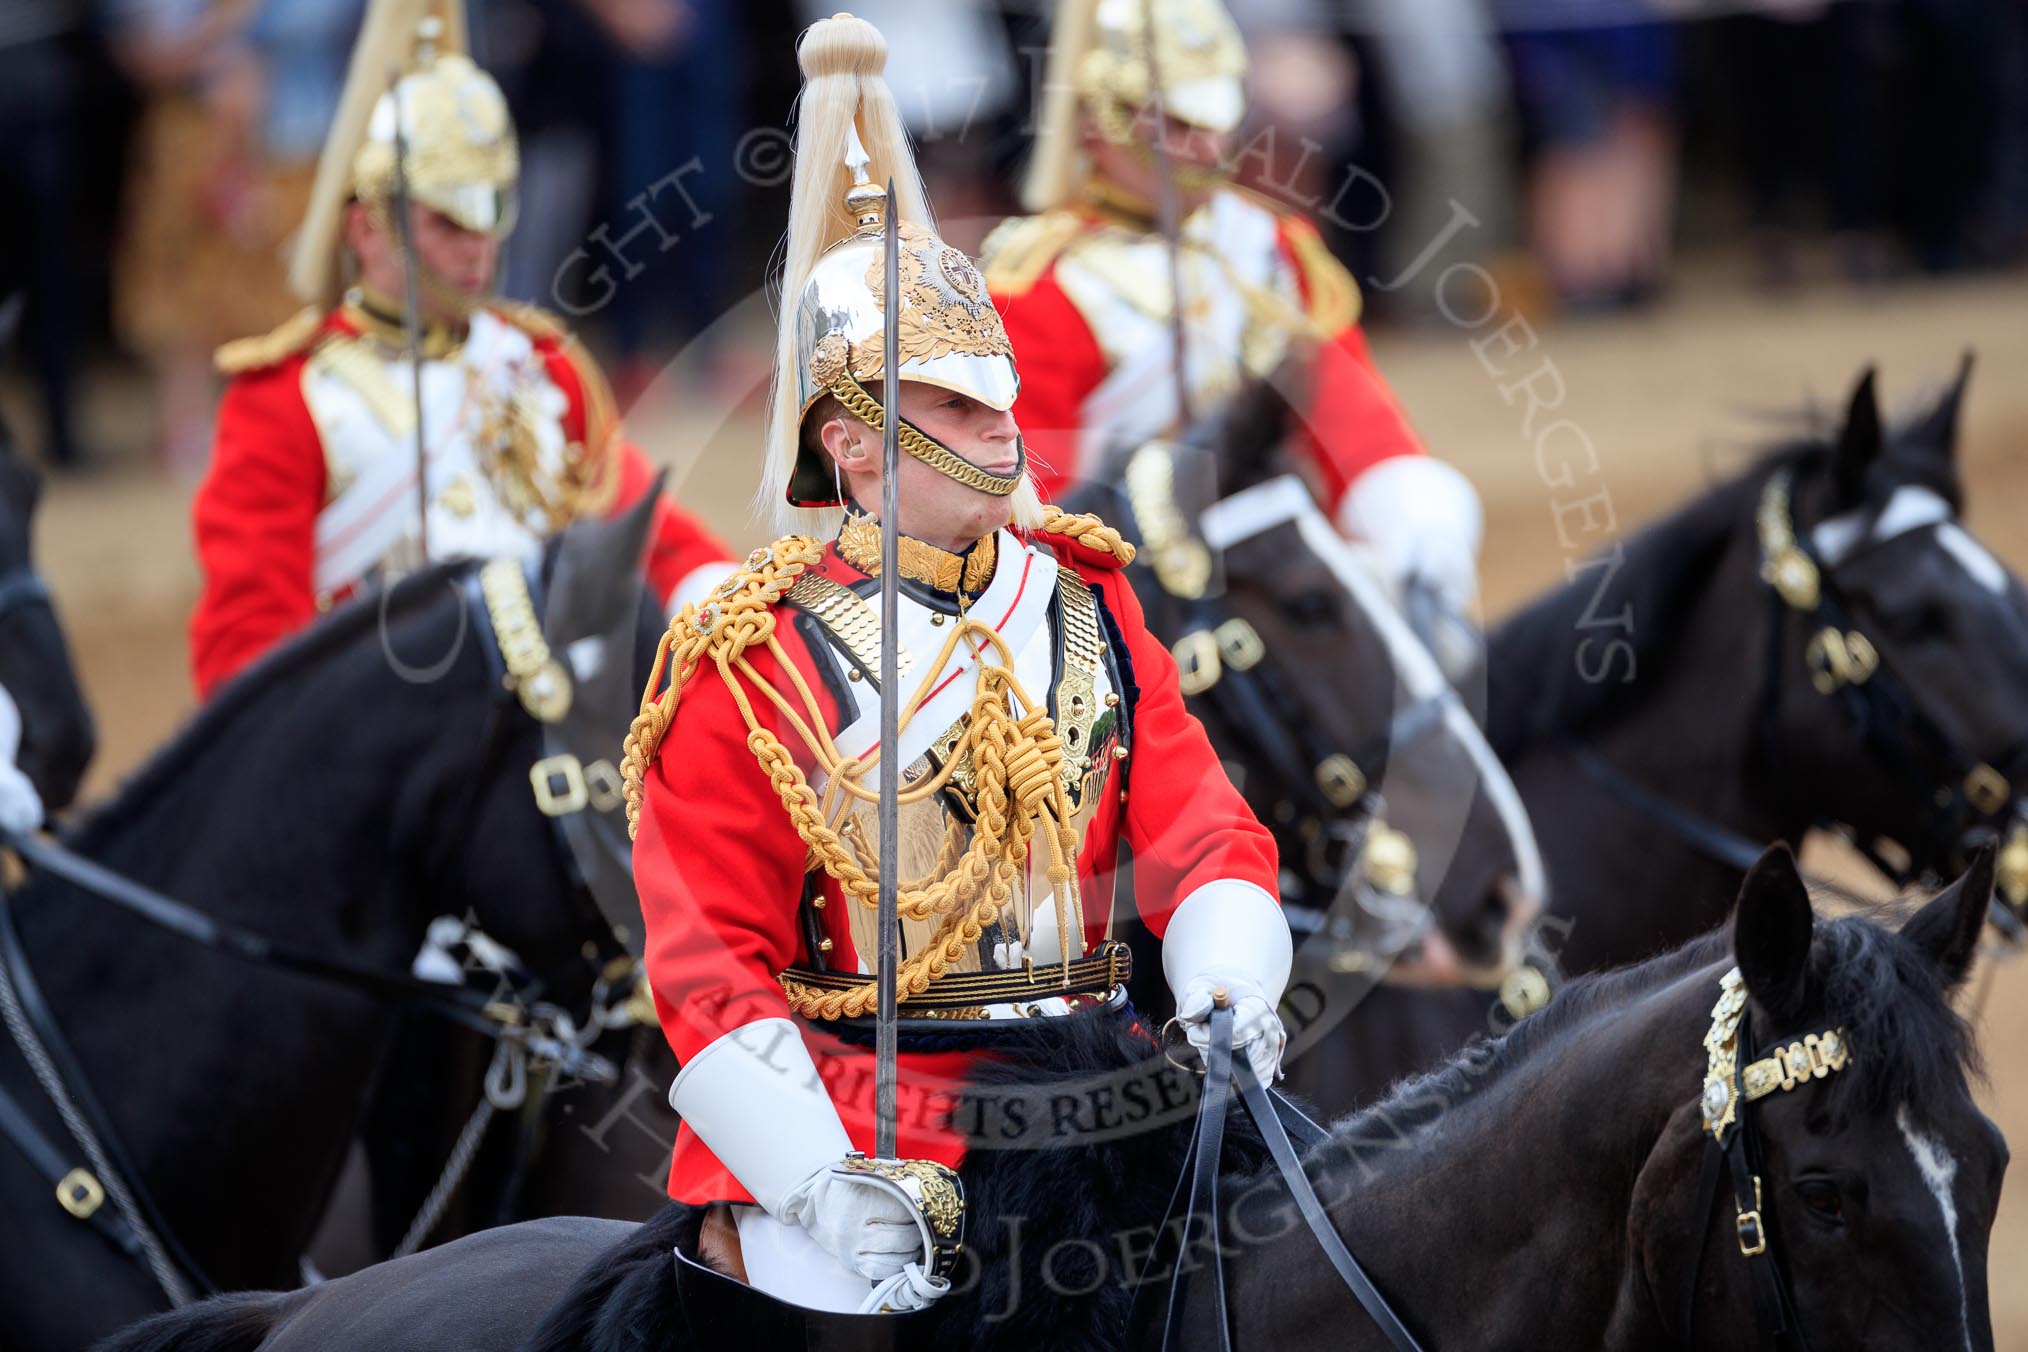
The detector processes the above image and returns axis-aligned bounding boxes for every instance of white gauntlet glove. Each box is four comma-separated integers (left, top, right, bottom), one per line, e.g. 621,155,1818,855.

1175,975,1288,1084
0,684,44,835
1163,882,1294,1083
780,1163,929,1282
1336,455,1484,621
669,1019,957,1313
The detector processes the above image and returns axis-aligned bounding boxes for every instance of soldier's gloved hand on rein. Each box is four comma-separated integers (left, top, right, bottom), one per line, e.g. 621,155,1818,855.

0,683,44,836
1162,880,1294,1085
1336,454,1484,622
1175,974,1288,1083
778,1162,930,1282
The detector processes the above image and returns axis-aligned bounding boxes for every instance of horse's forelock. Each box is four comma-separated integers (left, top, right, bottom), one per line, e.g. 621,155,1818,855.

1812,914,1981,1115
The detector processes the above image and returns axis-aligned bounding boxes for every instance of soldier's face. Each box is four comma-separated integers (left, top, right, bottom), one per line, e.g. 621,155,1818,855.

819,384,1022,552
347,202,501,318
1083,111,1229,209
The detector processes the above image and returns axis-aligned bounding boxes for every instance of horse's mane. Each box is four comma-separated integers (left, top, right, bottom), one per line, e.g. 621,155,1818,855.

1337,903,1979,1143
1486,443,1821,758
65,559,474,851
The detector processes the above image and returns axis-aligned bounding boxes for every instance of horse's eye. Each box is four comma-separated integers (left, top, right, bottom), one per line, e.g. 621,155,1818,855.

1795,1178,1845,1225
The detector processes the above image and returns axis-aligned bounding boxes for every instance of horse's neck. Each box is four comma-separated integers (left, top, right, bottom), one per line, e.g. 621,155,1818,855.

1238,962,1716,1348
10,659,467,1285
1508,536,1806,965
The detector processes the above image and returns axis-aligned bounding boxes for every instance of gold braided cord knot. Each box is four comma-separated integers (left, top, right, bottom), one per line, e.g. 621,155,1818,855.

1036,507,1136,565
621,531,1093,1021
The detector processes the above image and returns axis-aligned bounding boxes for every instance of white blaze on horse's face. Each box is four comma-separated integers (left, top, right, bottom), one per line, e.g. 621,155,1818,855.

1896,1103,1974,1352
1813,485,2009,597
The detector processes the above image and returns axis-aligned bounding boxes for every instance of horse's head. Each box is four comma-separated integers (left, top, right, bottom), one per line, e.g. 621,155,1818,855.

398,485,670,984
0,408,94,813
1644,845,2002,1348
1083,427,1543,1008
1764,360,2028,912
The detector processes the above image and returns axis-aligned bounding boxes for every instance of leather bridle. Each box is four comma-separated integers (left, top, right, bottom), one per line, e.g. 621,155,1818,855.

1568,466,2028,936
1682,966,1852,1350
1753,468,2028,895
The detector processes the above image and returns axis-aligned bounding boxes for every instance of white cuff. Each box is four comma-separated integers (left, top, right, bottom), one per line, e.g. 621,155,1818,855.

1160,880,1292,1007
666,559,741,617
669,1018,853,1216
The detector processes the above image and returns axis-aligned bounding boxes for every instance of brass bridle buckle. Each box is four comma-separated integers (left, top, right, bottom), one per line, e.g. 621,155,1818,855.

1735,1175,1768,1257
1804,626,1878,695
1965,764,2013,818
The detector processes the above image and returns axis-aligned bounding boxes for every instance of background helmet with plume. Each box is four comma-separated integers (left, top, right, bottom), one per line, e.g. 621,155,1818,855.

762,13,1043,534
1024,0,1250,213
287,0,519,308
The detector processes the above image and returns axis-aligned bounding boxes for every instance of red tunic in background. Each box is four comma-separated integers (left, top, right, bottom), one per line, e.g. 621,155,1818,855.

190,304,731,699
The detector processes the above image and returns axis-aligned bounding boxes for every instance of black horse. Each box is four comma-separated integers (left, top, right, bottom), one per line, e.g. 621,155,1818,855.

0,407,94,814
99,845,2003,1351
1493,359,2028,974
1062,392,1546,1118
0,499,664,1349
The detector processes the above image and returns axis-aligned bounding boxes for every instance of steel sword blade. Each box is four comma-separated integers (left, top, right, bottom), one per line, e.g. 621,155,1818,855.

874,177,902,1160
386,63,430,559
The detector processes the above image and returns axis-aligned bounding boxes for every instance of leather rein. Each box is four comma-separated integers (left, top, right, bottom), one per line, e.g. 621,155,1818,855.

1150,1002,1426,1351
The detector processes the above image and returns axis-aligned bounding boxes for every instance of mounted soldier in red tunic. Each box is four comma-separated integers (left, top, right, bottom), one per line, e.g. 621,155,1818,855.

623,13,1292,1318
189,0,732,699
983,0,1484,670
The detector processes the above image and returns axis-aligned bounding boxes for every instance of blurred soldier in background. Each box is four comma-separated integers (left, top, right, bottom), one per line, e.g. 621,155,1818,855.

984,0,1484,663
188,0,731,698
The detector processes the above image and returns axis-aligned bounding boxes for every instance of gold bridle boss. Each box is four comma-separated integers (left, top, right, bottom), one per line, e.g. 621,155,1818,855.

1699,967,1850,1256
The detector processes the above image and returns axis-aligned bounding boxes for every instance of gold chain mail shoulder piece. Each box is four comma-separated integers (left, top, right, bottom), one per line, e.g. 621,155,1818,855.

213,306,327,375
622,530,1100,1023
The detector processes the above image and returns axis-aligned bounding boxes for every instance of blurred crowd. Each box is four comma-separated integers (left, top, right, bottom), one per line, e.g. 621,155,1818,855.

3,0,2025,476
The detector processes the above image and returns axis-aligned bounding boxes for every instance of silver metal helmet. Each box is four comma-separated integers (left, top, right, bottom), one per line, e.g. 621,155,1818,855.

786,131,1019,507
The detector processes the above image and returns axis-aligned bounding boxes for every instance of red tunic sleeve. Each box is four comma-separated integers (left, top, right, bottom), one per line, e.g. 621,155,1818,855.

188,359,326,699
634,627,824,1067
994,268,1108,505
1279,218,1426,513
1081,559,1280,930
609,443,736,609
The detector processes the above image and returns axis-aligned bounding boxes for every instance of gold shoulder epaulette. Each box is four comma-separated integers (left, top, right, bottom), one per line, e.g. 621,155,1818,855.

489,299,570,344
1280,214,1360,335
213,306,326,375
981,210,1087,297
621,535,823,837
1036,508,1136,568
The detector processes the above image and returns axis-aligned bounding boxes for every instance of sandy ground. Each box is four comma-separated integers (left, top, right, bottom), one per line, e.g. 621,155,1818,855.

18,259,2028,1340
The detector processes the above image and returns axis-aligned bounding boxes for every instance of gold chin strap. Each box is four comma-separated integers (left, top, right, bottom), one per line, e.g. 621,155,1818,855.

828,375,1024,498
1700,967,1850,1146
623,523,1111,1019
